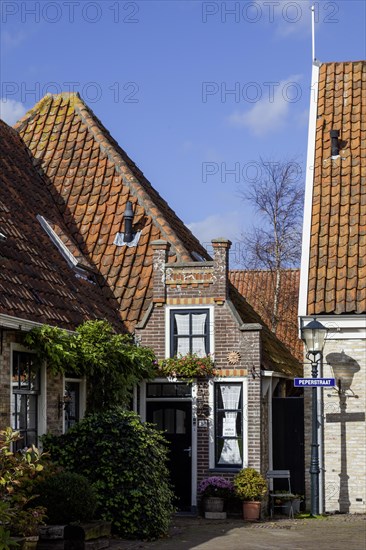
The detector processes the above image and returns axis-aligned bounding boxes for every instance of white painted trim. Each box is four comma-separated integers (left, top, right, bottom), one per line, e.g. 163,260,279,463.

0,314,44,331
164,305,215,359
299,62,320,317
10,344,46,445
139,381,146,421
37,215,78,268
208,378,248,469
62,376,87,434
299,315,366,340
0,314,75,333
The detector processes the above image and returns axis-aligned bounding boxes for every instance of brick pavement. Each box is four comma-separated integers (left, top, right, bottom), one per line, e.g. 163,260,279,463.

110,514,366,550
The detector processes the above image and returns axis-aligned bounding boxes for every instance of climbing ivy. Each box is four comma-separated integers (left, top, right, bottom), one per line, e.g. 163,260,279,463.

24,320,156,412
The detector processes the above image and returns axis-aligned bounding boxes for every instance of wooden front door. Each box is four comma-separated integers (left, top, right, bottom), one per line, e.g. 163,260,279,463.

146,401,192,511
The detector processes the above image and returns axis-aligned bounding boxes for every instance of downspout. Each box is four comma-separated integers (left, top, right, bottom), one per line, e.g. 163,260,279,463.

268,377,273,484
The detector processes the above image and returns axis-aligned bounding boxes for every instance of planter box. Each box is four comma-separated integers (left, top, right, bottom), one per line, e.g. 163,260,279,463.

280,498,301,516
11,536,39,550
38,522,111,550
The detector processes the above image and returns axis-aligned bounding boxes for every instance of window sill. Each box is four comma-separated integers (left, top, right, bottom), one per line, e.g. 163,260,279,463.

209,467,242,473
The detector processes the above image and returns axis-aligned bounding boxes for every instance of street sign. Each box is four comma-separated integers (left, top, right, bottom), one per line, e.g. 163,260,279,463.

294,378,336,388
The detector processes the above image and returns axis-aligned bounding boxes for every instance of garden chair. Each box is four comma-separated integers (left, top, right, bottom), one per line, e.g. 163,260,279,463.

266,470,297,518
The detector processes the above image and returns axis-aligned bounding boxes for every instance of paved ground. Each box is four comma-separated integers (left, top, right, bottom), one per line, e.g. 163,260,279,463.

110,514,366,550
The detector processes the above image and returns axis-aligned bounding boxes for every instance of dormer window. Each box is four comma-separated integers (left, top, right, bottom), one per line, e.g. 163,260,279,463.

170,309,210,357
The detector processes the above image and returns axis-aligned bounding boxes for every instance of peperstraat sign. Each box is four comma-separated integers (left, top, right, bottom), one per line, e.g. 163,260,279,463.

294,378,336,388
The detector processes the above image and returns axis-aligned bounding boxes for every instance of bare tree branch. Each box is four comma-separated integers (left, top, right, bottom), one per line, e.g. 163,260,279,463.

238,158,304,334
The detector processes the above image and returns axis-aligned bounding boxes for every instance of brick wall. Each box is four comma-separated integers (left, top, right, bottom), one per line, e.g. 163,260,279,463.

136,239,268,498
304,335,366,513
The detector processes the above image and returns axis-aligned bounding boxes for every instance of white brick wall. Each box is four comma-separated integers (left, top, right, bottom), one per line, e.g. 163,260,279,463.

304,335,366,513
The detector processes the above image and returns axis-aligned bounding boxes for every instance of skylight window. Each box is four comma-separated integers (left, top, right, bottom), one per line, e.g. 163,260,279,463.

37,215,95,282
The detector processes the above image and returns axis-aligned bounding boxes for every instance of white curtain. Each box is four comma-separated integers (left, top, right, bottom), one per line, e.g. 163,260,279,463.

191,313,207,356
174,313,207,356
218,385,242,465
175,314,190,355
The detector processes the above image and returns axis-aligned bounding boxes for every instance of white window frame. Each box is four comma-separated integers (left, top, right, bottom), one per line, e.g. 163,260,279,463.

62,376,87,434
208,377,248,470
165,305,215,359
10,343,47,446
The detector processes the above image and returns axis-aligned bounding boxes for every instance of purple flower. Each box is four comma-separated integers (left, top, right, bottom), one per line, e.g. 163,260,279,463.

198,476,234,498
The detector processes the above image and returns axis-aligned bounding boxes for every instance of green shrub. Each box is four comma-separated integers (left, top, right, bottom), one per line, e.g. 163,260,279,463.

33,472,97,524
42,409,175,539
233,468,268,501
0,428,48,537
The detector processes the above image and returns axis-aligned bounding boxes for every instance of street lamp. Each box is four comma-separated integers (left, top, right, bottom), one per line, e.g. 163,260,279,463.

301,318,328,516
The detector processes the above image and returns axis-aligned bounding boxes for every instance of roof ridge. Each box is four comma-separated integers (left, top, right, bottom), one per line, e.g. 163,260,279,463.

27,93,208,262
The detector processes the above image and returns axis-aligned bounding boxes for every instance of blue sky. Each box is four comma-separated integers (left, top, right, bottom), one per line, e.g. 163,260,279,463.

1,1,365,265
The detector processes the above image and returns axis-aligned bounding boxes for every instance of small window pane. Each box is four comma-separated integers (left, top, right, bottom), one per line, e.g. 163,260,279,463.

191,337,206,357
147,384,161,397
162,385,177,397
152,409,164,431
174,314,190,336
164,409,175,433
176,384,192,397
177,338,190,355
176,410,186,434
215,383,243,468
64,381,80,432
170,309,210,357
191,313,207,335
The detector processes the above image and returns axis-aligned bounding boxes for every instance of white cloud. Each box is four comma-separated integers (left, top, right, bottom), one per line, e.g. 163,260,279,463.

188,211,242,245
188,211,245,268
0,98,26,125
1,30,27,49
227,74,303,136
257,0,312,38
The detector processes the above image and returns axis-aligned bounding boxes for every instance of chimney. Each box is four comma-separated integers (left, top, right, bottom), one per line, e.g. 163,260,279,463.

124,201,134,243
330,129,340,158
151,240,171,304
211,238,232,301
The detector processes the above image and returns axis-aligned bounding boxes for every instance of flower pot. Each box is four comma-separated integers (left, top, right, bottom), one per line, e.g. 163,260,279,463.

242,501,261,521
281,498,301,516
12,536,39,550
204,496,225,512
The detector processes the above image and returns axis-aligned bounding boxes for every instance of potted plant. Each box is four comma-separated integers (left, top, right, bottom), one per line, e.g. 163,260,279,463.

273,492,302,516
0,428,48,549
233,468,267,521
157,353,216,380
198,476,234,517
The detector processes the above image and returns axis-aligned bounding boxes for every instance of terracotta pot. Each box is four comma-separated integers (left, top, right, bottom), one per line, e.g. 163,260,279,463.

12,536,39,550
242,501,261,521
204,496,225,512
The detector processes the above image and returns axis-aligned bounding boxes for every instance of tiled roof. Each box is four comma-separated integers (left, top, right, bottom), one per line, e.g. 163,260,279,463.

307,61,366,315
13,93,301,375
15,93,211,330
0,120,122,331
228,283,301,377
229,269,303,362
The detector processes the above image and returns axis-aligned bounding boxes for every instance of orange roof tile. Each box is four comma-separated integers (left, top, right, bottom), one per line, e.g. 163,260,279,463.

229,270,303,362
15,93,211,330
12,93,301,375
307,61,366,315
0,121,122,331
